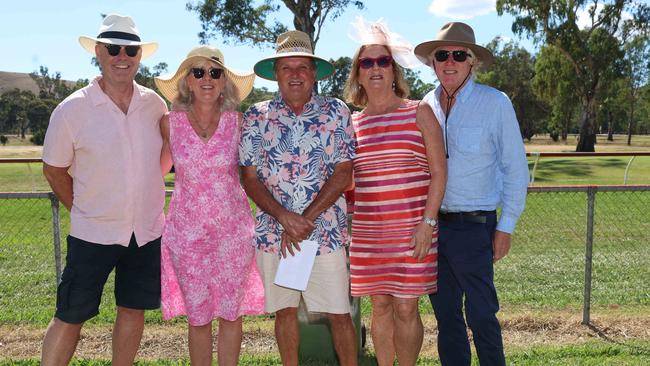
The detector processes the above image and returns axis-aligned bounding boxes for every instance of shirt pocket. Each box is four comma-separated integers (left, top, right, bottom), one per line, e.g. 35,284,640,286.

457,127,483,153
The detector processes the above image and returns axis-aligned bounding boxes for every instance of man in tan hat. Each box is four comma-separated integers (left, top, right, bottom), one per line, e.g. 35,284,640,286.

239,30,358,366
414,22,529,366
40,14,167,365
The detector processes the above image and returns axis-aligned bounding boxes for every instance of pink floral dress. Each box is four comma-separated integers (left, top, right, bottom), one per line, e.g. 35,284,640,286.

161,110,265,326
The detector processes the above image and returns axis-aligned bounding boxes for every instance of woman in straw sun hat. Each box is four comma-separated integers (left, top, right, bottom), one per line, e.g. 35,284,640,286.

344,17,447,366
154,45,264,365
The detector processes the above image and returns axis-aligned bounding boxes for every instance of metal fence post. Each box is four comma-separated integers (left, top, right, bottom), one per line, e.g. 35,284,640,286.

49,193,62,285
582,186,597,325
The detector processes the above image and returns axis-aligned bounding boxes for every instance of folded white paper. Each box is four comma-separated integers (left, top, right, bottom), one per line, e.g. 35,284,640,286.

274,240,319,291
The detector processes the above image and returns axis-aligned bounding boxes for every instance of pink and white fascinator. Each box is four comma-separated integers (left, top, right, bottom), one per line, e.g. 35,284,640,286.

348,16,421,69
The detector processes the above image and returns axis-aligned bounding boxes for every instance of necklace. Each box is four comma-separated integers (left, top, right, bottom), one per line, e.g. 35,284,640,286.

189,109,218,139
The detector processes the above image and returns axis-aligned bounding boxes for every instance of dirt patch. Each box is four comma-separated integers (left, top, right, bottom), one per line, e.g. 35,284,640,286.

2,312,649,360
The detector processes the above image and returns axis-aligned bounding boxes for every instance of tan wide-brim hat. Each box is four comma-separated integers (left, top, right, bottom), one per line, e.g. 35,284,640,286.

154,45,255,103
79,13,158,59
414,22,493,67
254,30,335,81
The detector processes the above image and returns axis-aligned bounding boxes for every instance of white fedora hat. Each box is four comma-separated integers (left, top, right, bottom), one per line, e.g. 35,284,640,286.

79,14,158,59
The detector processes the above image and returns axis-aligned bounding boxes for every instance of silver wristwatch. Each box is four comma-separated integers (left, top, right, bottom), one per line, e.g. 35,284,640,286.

423,217,438,227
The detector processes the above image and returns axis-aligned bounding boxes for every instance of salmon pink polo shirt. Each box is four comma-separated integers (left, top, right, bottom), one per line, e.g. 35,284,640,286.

43,76,168,247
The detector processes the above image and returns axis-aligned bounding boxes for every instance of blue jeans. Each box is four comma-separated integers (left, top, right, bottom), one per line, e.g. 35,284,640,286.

428,211,506,366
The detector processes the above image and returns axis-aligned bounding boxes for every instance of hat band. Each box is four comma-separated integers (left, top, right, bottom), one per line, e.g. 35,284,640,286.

97,31,141,42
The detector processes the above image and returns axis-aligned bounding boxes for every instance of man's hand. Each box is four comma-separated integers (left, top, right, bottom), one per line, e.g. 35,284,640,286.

280,232,302,258
278,211,315,240
410,222,435,261
493,230,512,263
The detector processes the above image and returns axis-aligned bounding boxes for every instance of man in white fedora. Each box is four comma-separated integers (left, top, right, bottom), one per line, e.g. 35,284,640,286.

41,14,167,365
414,22,528,366
239,30,358,366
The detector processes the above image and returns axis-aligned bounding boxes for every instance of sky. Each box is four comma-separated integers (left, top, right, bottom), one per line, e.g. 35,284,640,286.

0,0,540,91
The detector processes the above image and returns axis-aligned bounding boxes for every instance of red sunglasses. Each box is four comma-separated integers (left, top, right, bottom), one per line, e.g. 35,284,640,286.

358,55,393,69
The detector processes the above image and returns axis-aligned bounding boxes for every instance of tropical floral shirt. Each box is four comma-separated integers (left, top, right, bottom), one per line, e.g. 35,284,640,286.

239,93,356,256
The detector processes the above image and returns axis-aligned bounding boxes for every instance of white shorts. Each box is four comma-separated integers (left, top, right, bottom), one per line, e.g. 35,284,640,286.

256,248,351,314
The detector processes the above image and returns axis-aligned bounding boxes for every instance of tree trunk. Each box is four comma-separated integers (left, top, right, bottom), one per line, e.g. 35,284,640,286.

576,98,596,152
627,97,635,146
607,111,614,141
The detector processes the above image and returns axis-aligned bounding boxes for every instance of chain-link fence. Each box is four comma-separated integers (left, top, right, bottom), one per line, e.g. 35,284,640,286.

1,187,649,325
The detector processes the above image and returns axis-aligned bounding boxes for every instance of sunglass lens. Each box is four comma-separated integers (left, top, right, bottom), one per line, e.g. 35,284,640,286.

377,56,392,68
209,68,223,79
452,51,468,62
434,51,450,62
125,46,140,57
191,68,205,79
359,58,374,69
105,44,121,57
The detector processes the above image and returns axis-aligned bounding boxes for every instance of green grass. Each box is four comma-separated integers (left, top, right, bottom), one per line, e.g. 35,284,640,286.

529,156,650,186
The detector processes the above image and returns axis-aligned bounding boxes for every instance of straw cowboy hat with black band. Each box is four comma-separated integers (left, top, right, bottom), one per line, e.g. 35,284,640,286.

79,14,159,59
414,22,494,68
154,45,255,103
254,30,335,81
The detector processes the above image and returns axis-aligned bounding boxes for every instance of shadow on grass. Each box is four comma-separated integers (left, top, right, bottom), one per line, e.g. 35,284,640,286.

587,323,650,356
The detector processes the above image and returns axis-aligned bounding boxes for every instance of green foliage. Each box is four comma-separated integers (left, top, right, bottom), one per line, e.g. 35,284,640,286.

477,37,547,140
532,45,580,141
403,68,435,101
320,56,353,102
0,88,36,138
186,0,364,50
0,135,7,146
135,62,169,95
496,0,650,151
239,86,276,112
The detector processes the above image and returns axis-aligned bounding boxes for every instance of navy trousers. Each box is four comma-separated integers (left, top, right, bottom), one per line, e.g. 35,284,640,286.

429,211,506,366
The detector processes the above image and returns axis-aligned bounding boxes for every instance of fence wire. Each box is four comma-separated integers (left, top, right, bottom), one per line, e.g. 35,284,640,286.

1,187,649,324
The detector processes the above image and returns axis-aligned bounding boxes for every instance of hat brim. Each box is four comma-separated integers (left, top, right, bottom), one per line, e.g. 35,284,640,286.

154,55,255,104
414,40,493,67
253,52,335,81
79,36,159,60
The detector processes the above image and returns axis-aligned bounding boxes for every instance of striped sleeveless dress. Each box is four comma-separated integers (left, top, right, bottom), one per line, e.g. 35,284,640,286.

350,99,438,298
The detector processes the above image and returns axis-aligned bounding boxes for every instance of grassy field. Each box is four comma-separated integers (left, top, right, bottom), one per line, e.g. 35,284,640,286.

1,134,649,364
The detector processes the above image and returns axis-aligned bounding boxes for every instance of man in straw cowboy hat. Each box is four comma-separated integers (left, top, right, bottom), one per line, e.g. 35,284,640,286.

239,30,358,366
41,14,167,365
414,22,528,365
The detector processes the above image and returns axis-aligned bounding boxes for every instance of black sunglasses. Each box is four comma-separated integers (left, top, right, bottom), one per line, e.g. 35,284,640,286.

190,67,224,80
358,55,393,69
434,50,471,63
104,44,141,57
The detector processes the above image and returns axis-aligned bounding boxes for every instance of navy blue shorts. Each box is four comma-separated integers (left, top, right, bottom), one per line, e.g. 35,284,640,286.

55,234,161,324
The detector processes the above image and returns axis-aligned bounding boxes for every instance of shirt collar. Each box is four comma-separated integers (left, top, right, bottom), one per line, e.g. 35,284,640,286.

88,76,142,109
435,78,476,105
273,92,321,116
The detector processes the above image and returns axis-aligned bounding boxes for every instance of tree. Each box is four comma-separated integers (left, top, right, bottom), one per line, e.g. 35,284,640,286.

532,45,581,141
621,34,650,144
135,62,169,95
187,0,364,51
27,98,58,145
239,86,276,112
0,89,36,139
403,68,435,101
477,38,547,140
29,66,73,101
496,0,650,151
320,56,352,102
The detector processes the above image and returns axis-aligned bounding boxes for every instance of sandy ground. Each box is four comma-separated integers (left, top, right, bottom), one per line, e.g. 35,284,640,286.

2,312,649,361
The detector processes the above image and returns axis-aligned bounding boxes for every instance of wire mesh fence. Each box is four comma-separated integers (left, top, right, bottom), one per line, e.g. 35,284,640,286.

1,187,649,325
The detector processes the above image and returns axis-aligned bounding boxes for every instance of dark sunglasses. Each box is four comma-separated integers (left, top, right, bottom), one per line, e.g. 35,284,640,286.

434,50,471,63
358,55,393,69
104,44,141,57
190,67,224,80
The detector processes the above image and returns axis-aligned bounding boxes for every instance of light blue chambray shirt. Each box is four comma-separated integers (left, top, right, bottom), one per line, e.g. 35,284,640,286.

423,79,529,234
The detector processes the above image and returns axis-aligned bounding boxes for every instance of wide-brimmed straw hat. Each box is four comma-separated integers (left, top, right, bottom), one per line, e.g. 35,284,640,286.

254,30,335,81
79,14,158,59
414,22,493,67
154,45,255,103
